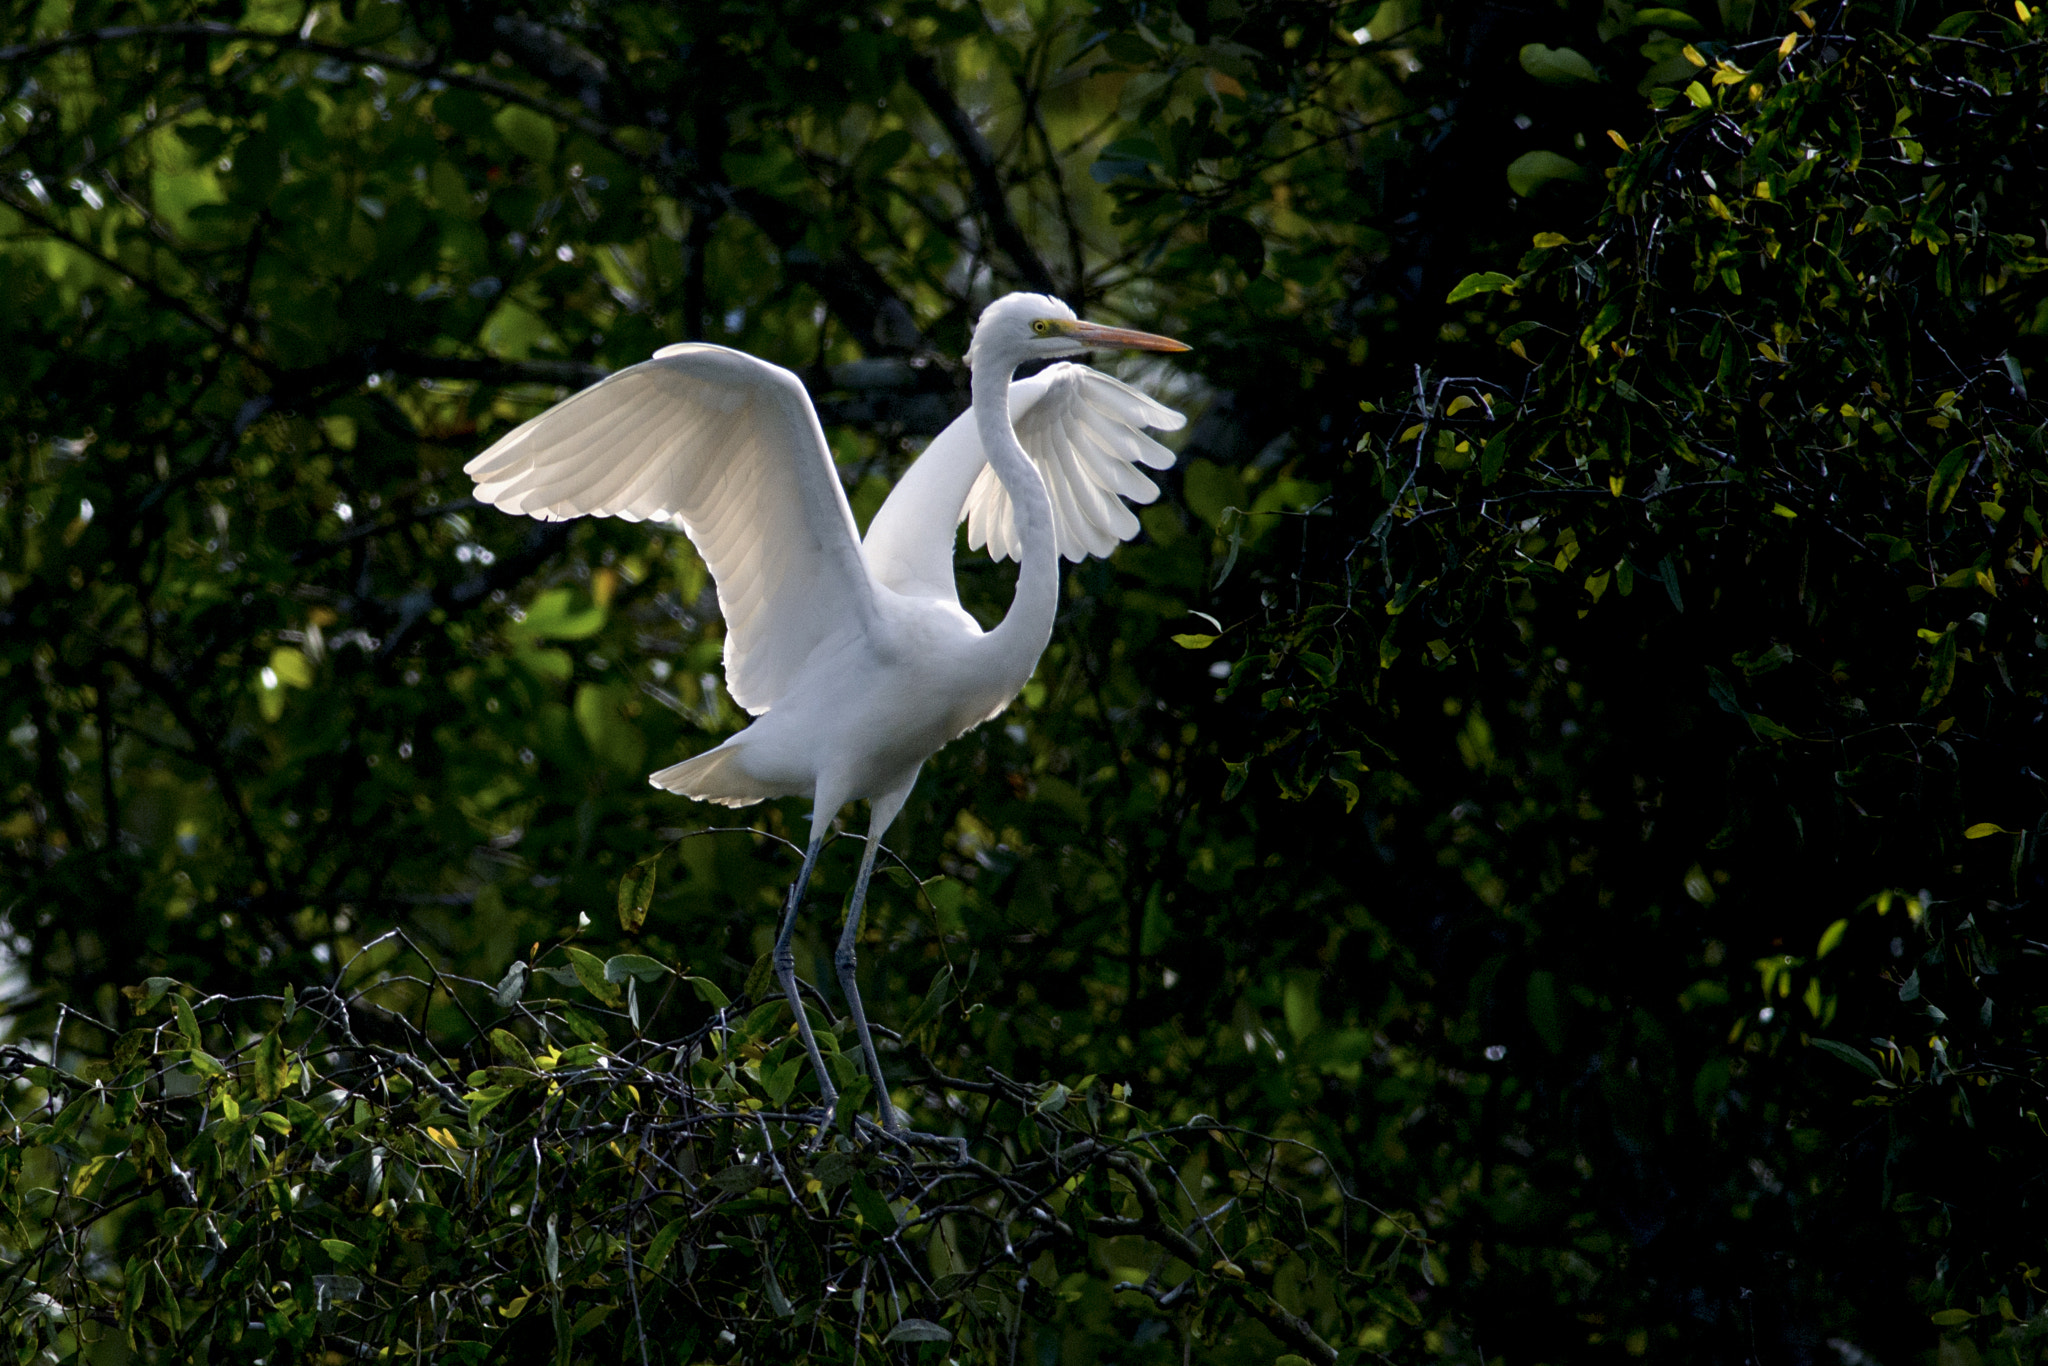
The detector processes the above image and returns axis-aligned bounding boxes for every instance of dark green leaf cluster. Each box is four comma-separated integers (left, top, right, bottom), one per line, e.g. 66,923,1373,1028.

1208,8,2048,1357
0,938,1416,1364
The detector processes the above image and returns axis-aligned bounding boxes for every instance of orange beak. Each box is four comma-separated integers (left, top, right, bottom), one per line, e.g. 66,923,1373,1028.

1063,320,1192,352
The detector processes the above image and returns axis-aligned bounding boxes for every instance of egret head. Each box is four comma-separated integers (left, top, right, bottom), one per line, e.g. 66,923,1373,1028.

967,292,1189,375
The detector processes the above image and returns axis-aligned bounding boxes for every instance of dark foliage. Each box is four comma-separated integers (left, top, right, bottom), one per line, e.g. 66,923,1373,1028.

4,0,2045,1362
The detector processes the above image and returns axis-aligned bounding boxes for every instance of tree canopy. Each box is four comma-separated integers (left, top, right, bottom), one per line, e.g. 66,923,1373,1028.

3,0,2045,1362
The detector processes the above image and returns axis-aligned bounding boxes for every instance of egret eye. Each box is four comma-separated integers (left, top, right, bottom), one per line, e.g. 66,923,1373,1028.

1032,320,1050,334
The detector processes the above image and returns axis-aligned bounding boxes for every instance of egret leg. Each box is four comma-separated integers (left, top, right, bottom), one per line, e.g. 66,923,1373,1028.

771,830,837,1122
831,778,918,1135
834,831,898,1134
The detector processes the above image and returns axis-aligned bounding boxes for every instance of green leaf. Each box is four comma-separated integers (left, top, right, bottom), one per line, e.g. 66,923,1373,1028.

1446,271,1517,302
813,1151,862,1187
763,1055,804,1108
319,1238,363,1269
683,975,732,1009
762,1266,793,1318
641,1214,690,1280
1733,643,1793,676
428,160,480,218
1926,448,1970,512
1704,666,1745,717
853,128,915,179
173,994,202,1051
1171,633,1218,649
1920,626,1957,713
1367,1280,1424,1325
253,1031,289,1102
1480,433,1509,483
1964,822,2015,838
617,856,659,933
1743,712,1803,742
1221,759,1249,800
604,954,669,985
1506,151,1586,197
834,1076,873,1137
1635,7,1707,30
490,1028,537,1070
710,1164,768,1195
1816,919,1850,959
514,647,573,683
741,998,789,1041
848,1175,900,1230
135,976,175,1015
1518,44,1601,83
1811,1038,1883,1080
900,966,956,1039
574,682,646,773
429,87,495,138
492,106,558,164
742,952,776,1007
565,947,623,1006
462,1085,512,1125
882,1319,952,1345
513,588,606,641
555,1041,611,1067
1706,666,1802,740
268,647,314,688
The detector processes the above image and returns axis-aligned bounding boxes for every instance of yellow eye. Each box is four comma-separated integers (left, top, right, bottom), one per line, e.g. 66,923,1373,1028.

1032,319,1050,334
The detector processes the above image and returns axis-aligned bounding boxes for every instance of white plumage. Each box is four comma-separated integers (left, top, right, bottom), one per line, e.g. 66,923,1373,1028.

965,364,1182,563
465,345,873,714
463,292,1189,1134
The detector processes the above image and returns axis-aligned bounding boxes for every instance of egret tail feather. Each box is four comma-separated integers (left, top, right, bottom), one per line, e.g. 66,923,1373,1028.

647,744,783,804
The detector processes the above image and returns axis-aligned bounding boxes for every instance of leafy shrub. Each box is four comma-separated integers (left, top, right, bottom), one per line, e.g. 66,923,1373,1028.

2,925,1423,1363
1216,9,2048,1356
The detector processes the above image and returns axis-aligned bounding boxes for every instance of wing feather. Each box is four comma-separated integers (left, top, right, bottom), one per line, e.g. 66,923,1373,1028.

1059,408,1136,548
464,343,874,713
957,363,1185,565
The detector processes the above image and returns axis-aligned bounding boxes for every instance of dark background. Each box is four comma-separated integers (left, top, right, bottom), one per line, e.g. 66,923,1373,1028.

4,0,2045,1360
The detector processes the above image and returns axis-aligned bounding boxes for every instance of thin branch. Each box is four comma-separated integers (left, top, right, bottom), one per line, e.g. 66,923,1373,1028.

0,184,255,363
0,23,623,152
904,52,1060,297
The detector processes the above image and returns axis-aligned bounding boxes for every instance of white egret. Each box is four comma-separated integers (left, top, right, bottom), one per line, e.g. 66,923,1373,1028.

463,292,1189,1133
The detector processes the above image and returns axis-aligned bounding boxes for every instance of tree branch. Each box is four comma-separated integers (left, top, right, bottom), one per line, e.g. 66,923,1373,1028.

487,15,609,115
0,183,254,363
106,650,274,891
0,23,624,157
1098,1152,1338,1365
904,53,1060,297
373,349,967,435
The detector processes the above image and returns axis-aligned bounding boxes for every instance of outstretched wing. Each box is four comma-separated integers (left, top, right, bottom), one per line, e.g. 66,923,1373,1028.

862,363,1185,602
464,343,875,714
966,364,1184,564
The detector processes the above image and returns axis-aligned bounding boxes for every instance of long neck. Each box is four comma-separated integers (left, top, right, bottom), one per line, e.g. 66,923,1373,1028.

972,355,1060,691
